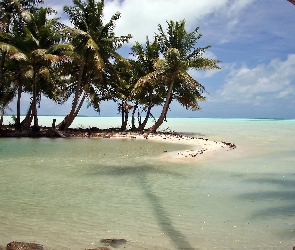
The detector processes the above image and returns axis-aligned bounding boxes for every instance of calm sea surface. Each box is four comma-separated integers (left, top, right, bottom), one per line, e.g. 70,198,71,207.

0,117,294,249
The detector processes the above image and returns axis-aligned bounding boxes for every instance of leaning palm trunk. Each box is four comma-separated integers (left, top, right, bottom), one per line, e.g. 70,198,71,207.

149,78,174,133
58,60,86,131
21,102,34,129
138,104,152,131
58,91,86,130
138,91,154,131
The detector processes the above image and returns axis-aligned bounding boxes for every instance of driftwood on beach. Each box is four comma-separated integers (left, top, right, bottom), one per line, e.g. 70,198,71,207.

48,128,67,138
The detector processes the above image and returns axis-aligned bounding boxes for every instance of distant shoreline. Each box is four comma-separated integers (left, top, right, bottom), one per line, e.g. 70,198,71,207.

2,115,293,120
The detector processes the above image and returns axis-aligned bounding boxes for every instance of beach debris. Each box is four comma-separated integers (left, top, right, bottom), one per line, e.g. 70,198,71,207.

100,238,127,246
85,247,111,250
221,141,236,149
48,128,67,138
6,241,43,250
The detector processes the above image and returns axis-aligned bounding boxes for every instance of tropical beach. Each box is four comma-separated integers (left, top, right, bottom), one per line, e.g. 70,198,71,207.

0,117,295,250
1,0,295,249
0,115,236,160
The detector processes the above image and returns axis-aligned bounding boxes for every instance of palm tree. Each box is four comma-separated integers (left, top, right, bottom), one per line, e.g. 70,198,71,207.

0,0,43,83
0,1,70,130
1,21,31,130
136,20,220,133
112,59,134,130
130,37,164,130
0,38,29,129
18,7,73,130
0,0,43,129
58,0,131,130
0,74,15,126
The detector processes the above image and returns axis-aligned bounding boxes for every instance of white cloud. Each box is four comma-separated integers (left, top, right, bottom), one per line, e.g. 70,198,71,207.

103,0,256,44
44,0,259,50
216,54,295,105
227,0,255,14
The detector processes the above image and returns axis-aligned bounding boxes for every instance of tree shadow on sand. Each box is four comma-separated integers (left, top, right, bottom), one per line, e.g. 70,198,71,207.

89,164,198,250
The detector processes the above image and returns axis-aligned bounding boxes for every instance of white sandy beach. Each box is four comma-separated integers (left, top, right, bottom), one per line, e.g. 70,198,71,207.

107,132,236,160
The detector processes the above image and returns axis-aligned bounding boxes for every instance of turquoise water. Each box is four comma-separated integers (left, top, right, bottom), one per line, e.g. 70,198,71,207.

0,117,294,249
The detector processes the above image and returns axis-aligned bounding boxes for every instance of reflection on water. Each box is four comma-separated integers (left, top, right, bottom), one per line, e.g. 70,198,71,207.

0,118,294,249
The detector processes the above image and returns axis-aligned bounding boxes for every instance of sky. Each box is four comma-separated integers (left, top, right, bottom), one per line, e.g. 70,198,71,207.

9,0,295,119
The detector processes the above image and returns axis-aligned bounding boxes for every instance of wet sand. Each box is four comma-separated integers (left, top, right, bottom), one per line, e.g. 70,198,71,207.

104,132,236,160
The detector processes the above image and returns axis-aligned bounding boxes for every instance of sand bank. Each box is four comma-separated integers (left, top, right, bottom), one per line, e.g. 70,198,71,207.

90,131,236,160
0,126,236,160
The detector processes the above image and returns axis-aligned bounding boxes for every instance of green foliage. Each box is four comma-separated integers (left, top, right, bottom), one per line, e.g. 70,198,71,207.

63,0,131,110
1,1,220,130
132,20,221,132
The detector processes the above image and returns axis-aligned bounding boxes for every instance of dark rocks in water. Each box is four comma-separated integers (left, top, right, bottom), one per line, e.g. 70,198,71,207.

100,238,127,246
85,247,111,250
221,141,236,149
6,242,43,250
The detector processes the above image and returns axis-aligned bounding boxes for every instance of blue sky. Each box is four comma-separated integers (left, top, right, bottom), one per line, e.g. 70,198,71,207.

9,0,295,119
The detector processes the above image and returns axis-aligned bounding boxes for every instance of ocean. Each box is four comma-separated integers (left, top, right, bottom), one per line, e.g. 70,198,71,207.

0,117,294,249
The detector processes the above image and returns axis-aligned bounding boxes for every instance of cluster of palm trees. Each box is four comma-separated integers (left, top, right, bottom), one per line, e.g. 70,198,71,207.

0,0,220,132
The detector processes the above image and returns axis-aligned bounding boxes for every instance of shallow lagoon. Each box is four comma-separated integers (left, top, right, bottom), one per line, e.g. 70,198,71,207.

0,117,294,249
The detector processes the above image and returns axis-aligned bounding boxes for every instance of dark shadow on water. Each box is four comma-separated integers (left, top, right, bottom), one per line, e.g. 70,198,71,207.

244,177,295,188
239,190,295,202
139,174,196,250
89,164,197,250
238,175,295,238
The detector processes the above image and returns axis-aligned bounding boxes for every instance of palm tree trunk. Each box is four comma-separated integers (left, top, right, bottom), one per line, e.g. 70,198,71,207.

0,107,4,126
149,77,175,133
121,100,129,131
58,91,85,130
138,104,152,131
32,66,39,131
74,92,85,118
15,75,22,130
138,91,153,130
21,102,34,129
121,101,125,130
58,59,86,130
131,101,138,130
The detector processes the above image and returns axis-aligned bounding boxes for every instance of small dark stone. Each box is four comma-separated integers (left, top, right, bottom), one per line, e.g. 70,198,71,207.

100,238,127,246
85,247,111,250
6,241,43,250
